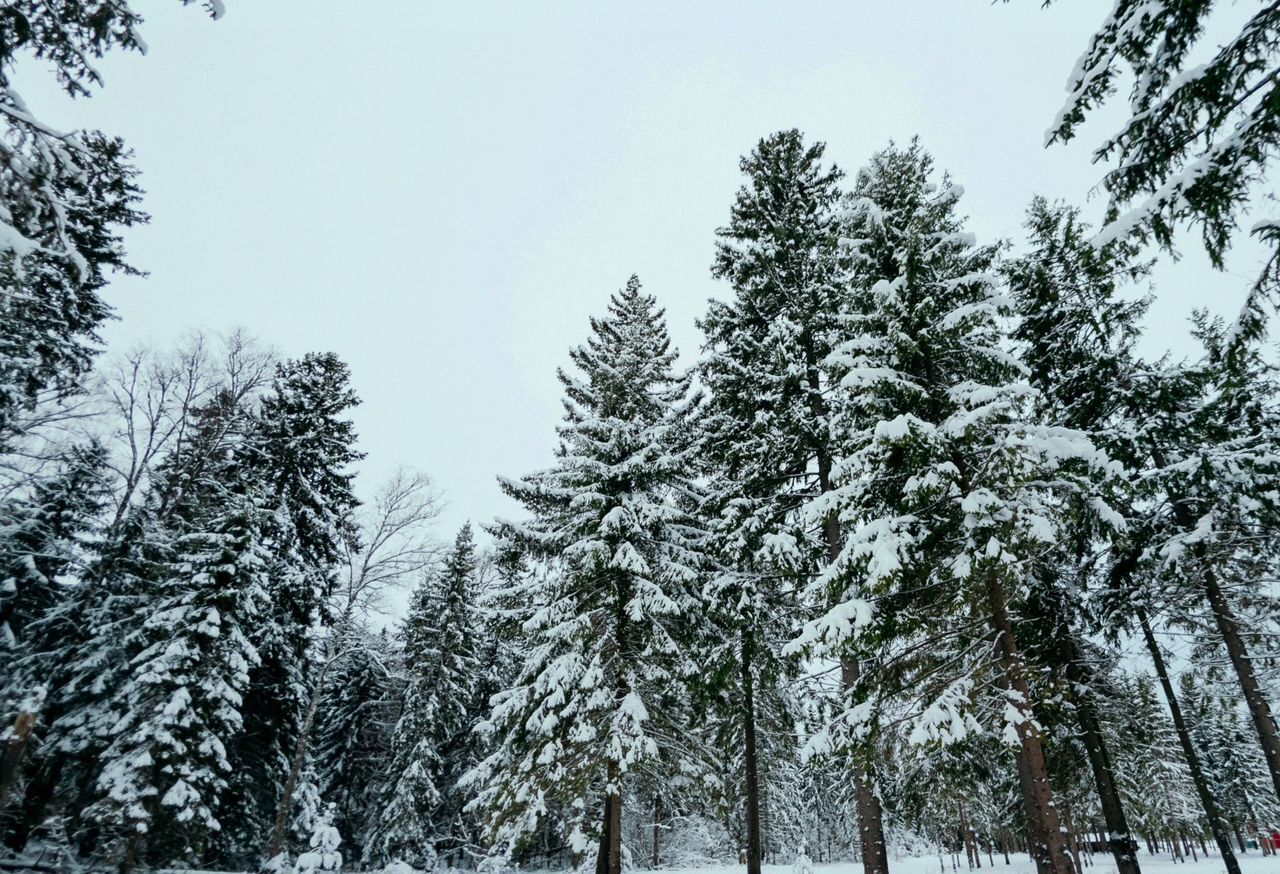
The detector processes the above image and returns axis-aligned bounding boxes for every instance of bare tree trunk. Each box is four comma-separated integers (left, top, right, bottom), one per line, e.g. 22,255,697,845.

652,796,661,869
1071,685,1141,874
985,574,1072,874
1137,610,1241,874
742,631,763,874
606,788,623,874
596,796,612,874
267,673,326,860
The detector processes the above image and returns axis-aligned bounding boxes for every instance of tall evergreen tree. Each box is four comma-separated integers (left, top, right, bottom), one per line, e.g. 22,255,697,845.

233,352,363,865
793,141,1106,874
697,129,889,874
469,276,703,874
367,522,483,868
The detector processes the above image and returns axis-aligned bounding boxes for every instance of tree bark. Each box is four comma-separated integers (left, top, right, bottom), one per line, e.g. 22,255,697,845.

742,631,763,874
606,789,623,874
1070,676,1141,874
267,671,326,861
984,574,1072,874
1200,566,1280,803
596,796,612,874
1137,610,1241,874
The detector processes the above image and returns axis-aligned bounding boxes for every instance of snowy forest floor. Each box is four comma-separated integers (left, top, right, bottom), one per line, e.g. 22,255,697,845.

614,854,1272,874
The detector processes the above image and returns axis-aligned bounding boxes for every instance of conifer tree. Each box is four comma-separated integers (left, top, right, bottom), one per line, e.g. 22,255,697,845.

235,352,363,864
367,522,483,867
312,627,396,853
792,141,1107,874
697,129,888,874
85,489,271,873
0,442,109,651
469,276,702,874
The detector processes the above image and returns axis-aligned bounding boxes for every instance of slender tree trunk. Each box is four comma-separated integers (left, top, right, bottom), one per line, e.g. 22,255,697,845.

1137,610,1241,874
652,796,661,869
1150,440,1280,801
597,796,612,874
984,574,1072,874
742,631,763,874
606,788,623,874
267,667,327,861
1071,687,1141,874
1202,567,1280,802
119,830,141,874
1062,802,1082,874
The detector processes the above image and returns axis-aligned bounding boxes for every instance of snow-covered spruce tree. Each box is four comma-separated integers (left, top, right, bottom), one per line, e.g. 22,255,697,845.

84,487,271,873
0,442,109,652
1152,314,1280,802
1038,0,1280,271
0,388,250,857
0,0,227,442
367,522,483,868
225,352,363,866
312,625,396,855
792,141,1109,874
1108,673,1200,853
1004,198,1254,871
0,442,109,821
1004,197,1150,874
468,276,702,874
1181,669,1280,843
696,129,888,874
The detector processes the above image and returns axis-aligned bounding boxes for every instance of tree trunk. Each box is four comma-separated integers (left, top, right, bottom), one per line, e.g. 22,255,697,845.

1150,439,1280,802
984,574,1072,874
267,671,326,861
1201,566,1280,803
3,755,62,852
742,631,763,874
652,796,661,869
1137,610,1241,874
1071,686,1141,874
606,790,623,874
597,796,612,874
841,658,891,874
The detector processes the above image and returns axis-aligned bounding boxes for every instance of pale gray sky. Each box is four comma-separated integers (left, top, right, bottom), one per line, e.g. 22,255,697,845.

11,1,1270,544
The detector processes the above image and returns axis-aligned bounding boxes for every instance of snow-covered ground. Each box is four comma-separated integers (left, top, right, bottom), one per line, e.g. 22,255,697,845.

647,854,1272,874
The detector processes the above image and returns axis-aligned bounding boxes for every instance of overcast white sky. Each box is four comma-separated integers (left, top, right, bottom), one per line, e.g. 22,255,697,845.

11,1,1271,549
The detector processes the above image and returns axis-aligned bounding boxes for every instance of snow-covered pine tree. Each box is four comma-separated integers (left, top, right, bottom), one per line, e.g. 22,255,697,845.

230,352,363,865
792,141,1108,874
469,276,703,874
0,443,109,823
1039,0,1280,272
1004,197,1151,874
367,522,483,868
312,625,396,854
1181,669,1280,843
0,0,226,441
696,129,888,874
84,486,271,873
0,442,109,652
